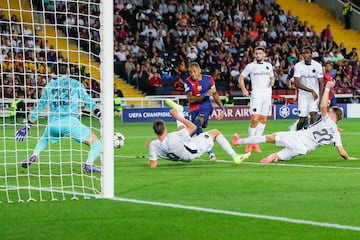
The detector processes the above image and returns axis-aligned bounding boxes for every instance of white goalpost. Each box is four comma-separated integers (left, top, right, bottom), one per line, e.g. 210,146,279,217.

0,0,114,202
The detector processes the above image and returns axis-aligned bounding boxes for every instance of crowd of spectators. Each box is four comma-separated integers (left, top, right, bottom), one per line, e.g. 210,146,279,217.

1,0,360,104
0,0,101,101
110,0,360,102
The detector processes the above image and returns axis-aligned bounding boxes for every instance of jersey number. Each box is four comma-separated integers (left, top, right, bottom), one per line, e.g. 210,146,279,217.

51,89,70,108
312,129,333,144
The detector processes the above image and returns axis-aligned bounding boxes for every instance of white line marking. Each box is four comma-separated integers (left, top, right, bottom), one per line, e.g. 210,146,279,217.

110,196,360,232
117,155,360,170
215,159,360,170
6,186,360,231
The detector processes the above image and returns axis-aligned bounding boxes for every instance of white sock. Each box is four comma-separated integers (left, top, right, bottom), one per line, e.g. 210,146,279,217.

248,126,256,137
289,119,299,131
32,151,40,157
256,123,266,136
216,134,236,157
176,110,185,128
240,135,266,144
86,158,94,165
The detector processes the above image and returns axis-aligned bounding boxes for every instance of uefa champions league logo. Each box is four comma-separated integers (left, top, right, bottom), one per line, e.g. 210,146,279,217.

279,105,290,118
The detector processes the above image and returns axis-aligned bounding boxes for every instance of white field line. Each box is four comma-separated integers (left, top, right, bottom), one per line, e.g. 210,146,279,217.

8,186,360,231
117,155,360,171
5,153,360,171
109,196,360,232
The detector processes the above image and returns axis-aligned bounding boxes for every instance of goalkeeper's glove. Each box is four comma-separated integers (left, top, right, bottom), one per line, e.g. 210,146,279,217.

15,121,32,142
93,108,102,119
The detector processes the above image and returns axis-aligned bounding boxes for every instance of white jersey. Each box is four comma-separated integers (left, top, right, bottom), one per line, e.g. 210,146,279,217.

301,114,342,150
241,61,274,95
294,60,323,98
276,114,342,156
149,128,212,162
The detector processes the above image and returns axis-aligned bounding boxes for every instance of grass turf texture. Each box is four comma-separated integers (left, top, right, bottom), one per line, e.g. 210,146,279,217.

1,117,360,239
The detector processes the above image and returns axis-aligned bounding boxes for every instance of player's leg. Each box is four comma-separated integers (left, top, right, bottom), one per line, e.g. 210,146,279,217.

207,129,250,164
296,116,308,130
309,111,318,125
245,113,260,153
261,148,298,164
165,99,185,129
309,97,320,125
246,95,263,153
233,133,276,146
83,133,101,173
252,96,272,152
297,96,311,130
187,109,205,136
252,116,267,153
198,110,218,161
256,116,267,136
288,119,299,131
68,118,101,173
22,127,51,168
188,108,216,160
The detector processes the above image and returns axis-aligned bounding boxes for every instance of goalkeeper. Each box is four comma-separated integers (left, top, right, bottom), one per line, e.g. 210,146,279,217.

15,63,102,173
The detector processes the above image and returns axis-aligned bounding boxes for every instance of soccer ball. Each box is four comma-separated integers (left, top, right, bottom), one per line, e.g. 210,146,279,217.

113,132,125,148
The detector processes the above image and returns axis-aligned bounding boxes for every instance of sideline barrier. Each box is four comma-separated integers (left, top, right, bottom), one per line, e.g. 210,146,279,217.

1,97,358,120
122,106,275,123
274,104,348,119
122,103,360,123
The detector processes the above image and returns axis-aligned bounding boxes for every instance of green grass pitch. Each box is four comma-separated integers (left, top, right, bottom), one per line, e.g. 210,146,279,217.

1,117,360,239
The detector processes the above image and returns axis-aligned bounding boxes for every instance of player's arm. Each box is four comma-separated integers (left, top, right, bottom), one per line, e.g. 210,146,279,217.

237,75,249,96
186,91,205,104
212,88,224,108
294,76,318,100
147,140,158,168
269,76,275,87
211,87,225,120
336,146,358,160
320,80,335,116
337,146,350,160
169,109,196,135
318,77,324,101
80,86,102,118
184,80,204,103
269,65,275,87
15,86,49,141
286,77,295,89
294,76,317,97
28,86,49,123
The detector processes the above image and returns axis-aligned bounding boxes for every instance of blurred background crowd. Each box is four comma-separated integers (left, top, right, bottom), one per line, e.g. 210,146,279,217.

1,0,360,103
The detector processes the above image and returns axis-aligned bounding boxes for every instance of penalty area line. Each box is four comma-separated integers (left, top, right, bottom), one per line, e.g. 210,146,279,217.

110,196,360,232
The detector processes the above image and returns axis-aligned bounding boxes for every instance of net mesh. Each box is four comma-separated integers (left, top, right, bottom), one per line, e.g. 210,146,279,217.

0,0,103,202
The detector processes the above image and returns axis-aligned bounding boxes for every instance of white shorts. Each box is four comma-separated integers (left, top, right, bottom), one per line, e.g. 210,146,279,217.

297,94,319,117
193,132,214,156
250,94,272,116
275,131,309,160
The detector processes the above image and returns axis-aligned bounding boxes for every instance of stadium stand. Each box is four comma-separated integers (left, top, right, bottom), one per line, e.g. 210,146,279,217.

1,0,359,104
277,0,360,52
108,0,359,103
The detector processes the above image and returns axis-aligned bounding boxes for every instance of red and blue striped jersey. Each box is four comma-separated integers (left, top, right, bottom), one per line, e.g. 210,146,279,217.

184,74,215,112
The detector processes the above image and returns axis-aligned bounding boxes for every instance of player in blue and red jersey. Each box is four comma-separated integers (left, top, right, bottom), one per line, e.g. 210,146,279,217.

323,62,337,107
184,62,225,161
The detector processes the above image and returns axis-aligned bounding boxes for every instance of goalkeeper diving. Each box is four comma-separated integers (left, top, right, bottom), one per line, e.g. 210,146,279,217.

15,63,102,173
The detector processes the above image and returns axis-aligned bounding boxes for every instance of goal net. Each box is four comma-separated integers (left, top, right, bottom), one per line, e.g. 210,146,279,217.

0,0,114,202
